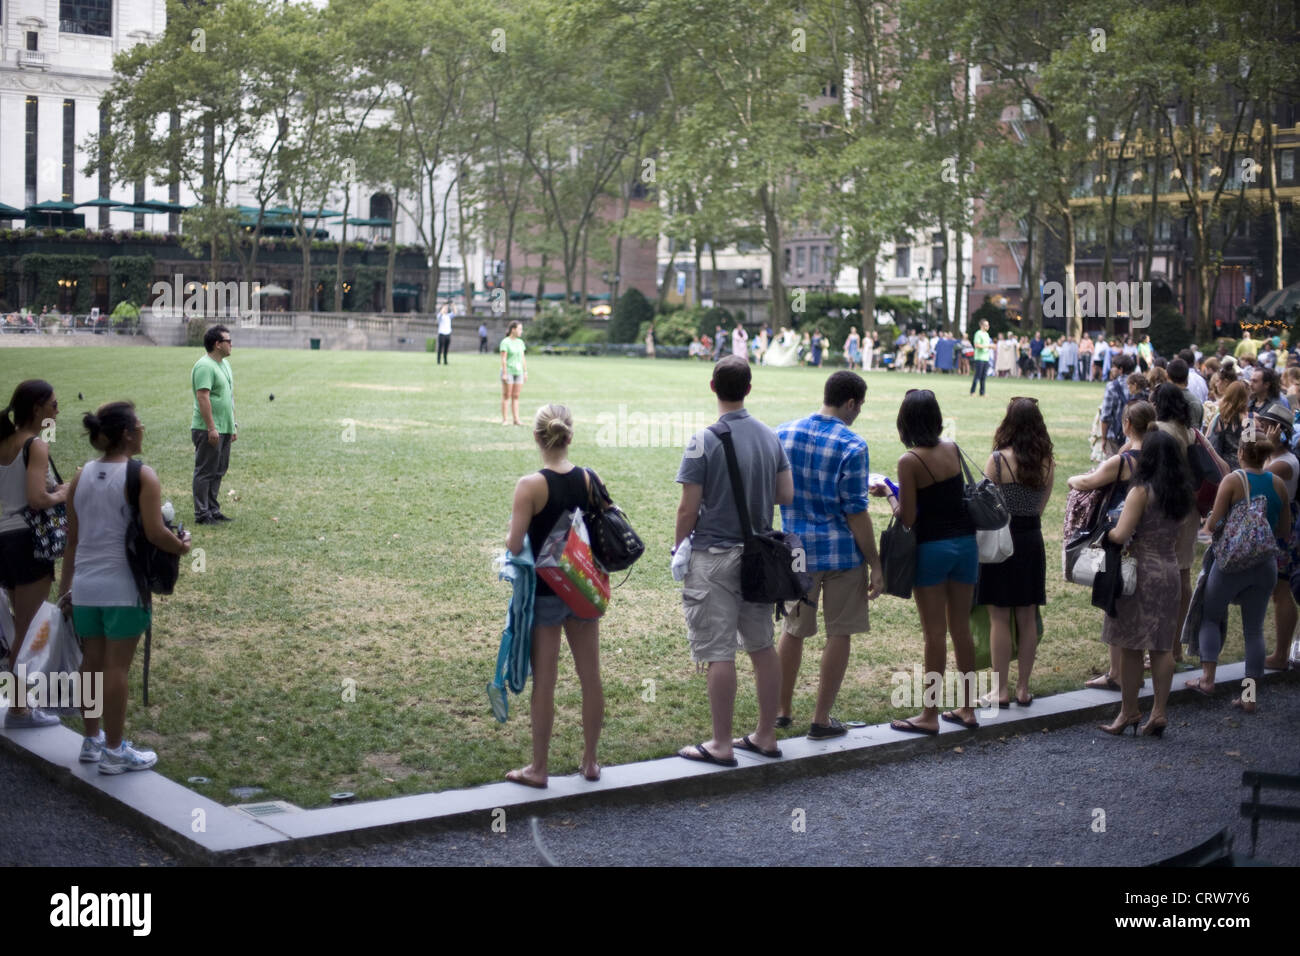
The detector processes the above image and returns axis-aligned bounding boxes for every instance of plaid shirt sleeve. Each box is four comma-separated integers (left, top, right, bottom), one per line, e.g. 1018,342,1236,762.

838,443,870,516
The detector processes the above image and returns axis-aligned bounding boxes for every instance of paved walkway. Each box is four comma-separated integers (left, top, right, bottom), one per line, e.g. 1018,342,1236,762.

4,668,1297,866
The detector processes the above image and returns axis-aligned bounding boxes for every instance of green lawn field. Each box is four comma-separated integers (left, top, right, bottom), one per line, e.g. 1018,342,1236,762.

0,346,1254,807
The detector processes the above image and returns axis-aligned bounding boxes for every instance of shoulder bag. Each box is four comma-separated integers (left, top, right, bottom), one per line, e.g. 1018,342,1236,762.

708,422,811,614
957,444,1010,530
1215,471,1278,573
21,437,67,560
582,468,644,573
880,513,917,598
976,453,1014,563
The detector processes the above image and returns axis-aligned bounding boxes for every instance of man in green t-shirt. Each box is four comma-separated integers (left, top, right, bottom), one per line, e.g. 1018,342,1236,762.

969,318,992,396
191,325,237,524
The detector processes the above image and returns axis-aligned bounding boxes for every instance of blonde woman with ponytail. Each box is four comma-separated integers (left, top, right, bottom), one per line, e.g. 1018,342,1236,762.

503,403,604,787
0,380,67,728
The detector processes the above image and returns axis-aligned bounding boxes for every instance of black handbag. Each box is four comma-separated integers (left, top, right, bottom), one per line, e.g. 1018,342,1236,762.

879,513,917,599
708,422,811,613
124,458,181,605
21,437,68,560
582,468,644,573
958,445,1010,530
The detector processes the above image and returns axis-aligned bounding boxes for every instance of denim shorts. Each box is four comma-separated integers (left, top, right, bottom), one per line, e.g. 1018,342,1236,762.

914,536,978,588
533,593,599,629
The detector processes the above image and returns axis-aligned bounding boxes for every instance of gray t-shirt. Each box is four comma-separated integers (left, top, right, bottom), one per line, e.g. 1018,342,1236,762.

676,408,790,549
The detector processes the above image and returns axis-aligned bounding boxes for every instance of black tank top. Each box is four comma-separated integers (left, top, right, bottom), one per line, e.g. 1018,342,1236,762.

527,468,591,597
908,449,974,543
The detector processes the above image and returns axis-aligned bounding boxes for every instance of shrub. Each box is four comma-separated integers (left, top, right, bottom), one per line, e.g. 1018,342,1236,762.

426,337,438,352
609,287,654,343
528,304,586,343
567,326,604,345
1146,303,1190,359
638,309,697,346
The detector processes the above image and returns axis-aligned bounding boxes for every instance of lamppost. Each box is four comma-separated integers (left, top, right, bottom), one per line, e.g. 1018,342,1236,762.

735,273,746,324
917,266,928,330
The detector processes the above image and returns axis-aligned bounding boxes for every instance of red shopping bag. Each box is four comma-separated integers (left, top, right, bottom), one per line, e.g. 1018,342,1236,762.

536,509,610,618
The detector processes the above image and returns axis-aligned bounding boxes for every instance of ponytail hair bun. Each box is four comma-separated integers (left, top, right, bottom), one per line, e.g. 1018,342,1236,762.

532,403,574,451
84,401,137,454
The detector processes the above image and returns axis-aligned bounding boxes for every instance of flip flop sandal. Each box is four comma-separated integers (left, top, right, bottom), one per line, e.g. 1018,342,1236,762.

1084,675,1121,691
679,743,739,767
733,735,782,758
505,769,547,789
890,718,939,736
940,711,979,729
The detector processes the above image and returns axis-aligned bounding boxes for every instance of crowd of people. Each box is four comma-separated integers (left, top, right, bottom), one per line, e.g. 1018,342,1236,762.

5,317,1293,789
500,351,1294,786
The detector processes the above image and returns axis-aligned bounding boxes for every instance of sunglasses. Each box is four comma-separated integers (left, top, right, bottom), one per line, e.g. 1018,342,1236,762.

1009,396,1039,404
905,389,935,398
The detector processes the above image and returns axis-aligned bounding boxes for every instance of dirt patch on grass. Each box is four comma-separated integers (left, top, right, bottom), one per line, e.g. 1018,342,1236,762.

362,752,415,780
338,383,425,393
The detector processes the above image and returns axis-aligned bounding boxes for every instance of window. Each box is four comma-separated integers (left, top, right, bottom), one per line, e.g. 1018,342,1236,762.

895,245,910,278
60,1,112,37
1282,150,1295,183
809,246,820,274
26,31,38,51
981,265,998,286
824,245,834,274
369,193,392,221
62,100,75,202
795,246,805,271
1157,218,1172,241
784,247,791,272
25,97,37,207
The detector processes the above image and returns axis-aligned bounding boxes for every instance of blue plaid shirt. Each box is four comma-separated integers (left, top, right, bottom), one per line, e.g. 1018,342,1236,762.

776,413,870,571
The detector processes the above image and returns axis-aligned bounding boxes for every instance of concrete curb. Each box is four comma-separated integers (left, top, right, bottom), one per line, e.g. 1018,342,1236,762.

3,663,1294,864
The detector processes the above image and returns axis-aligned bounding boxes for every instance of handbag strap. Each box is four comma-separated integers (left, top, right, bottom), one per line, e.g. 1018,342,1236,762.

21,436,62,486
906,449,937,483
957,444,982,487
707,421,755,542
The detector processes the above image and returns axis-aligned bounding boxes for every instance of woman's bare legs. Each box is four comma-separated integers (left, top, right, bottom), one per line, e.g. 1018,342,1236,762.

564,617,603,780
1265,577,1297,669
509,624,561,786
1014,604,1038,703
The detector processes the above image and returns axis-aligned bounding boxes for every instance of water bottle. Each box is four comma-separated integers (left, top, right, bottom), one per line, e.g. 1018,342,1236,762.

161,500,175,524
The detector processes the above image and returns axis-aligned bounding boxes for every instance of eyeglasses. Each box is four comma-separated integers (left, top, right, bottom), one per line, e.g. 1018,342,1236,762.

1010,396,1039,404
905,389,934,398
220,338,232,344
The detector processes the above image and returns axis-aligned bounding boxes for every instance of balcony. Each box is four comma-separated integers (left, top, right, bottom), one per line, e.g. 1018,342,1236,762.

17,49,47,69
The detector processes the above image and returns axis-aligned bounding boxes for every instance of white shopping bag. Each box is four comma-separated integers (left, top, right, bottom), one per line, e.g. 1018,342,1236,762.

11,602,83,715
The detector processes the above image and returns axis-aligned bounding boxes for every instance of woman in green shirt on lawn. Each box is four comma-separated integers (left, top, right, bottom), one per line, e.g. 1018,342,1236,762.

500,321,528,425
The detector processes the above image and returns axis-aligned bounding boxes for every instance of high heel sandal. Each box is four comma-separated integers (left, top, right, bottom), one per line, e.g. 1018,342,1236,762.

1139,719,1167,738
1098,715,1141,736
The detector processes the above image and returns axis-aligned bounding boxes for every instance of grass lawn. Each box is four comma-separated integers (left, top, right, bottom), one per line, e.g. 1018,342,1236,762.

0,346,1258,807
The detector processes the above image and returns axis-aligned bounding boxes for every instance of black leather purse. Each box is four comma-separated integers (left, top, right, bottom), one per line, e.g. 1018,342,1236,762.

125,459,181,605
582,468,644,573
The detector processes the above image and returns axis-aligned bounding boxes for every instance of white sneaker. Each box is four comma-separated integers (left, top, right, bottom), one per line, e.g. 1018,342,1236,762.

3,707,61,728
79,732,106,763
98,741,158,775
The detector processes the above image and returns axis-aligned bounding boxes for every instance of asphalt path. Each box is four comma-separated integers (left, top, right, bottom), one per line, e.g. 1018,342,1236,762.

4,679,1298,867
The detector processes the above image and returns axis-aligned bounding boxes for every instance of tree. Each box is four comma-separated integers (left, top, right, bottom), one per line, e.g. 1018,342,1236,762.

609,287,653,343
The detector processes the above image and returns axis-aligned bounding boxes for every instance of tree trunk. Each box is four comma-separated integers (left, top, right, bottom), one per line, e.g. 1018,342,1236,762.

1063,208,1080,339
694,242,704,307
1022,205,1036,331
1265,109,1283,290
859,249,877,334
760,183,786,328
658,242,675,309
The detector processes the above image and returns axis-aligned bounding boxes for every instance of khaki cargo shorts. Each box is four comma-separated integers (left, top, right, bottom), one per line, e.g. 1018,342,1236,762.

781,566,871,639
681,546,775,663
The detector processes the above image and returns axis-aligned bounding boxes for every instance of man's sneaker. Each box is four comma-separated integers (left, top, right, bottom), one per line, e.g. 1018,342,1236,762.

808,718,849,740
3,707,61,729
79,732,106,763
98,741,158,775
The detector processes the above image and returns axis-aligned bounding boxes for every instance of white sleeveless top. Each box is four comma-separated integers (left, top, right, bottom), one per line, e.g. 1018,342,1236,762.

0,445,31,534
70,460,138,606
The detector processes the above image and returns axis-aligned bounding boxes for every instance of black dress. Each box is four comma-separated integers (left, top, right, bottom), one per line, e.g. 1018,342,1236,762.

976,454,1048,608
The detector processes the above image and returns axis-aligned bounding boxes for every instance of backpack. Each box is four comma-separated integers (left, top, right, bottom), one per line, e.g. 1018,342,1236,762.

124,459,181,607
1216,471,1277,573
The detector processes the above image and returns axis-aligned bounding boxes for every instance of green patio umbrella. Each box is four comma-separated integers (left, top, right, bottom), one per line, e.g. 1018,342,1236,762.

1256,281,1300,317
344,217,392,227
138,198,187,212
76,197,121,208
0,202,26,217
28,199,77,211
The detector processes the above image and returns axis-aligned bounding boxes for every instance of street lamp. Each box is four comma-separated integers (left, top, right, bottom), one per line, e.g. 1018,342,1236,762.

602,270,621,308
917,266,928,330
